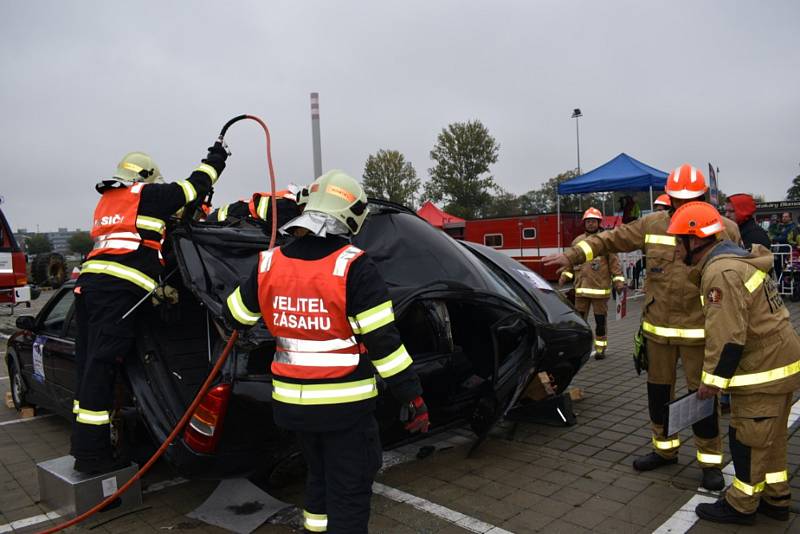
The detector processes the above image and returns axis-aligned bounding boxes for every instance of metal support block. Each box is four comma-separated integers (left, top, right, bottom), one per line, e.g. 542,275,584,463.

37,456,142,517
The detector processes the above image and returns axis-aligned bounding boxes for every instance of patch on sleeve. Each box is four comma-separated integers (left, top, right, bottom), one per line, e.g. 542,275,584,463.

706,287,723,305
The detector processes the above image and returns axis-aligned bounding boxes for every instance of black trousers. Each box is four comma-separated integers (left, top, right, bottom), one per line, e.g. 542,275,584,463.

71,287,140,461
297,413,383,533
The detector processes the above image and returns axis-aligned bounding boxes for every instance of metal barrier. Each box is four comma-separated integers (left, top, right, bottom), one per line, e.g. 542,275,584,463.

771,243,797,299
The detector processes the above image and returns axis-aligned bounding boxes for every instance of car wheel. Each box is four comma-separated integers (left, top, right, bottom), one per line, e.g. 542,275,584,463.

8,359,27,410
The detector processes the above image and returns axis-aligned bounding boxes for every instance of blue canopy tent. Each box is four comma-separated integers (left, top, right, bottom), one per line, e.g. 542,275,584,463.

555,153,668,247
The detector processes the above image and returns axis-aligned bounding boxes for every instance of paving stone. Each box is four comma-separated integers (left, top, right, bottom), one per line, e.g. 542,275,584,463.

549,486,593,506
601,484,641,504
500,509,555,531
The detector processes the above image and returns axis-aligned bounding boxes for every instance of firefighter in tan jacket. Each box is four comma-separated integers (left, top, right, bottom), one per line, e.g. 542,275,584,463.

665,202,799,526
544,164,741,491
559,208,625,359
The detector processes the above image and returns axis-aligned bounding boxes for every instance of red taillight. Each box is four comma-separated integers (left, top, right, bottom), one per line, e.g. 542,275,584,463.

183,383,232,454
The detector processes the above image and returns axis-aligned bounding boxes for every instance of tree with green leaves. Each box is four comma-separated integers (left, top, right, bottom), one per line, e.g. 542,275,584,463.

25,234,52,254
362,149,420,207
424,120,500,219
68,231,93,259
786,174,800,200
482,188,522,218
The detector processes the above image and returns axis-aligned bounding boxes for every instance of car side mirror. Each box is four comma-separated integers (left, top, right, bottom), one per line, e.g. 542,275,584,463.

15,315,36,331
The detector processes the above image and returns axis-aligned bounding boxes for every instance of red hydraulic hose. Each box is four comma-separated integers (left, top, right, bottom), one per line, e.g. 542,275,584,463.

40,114,278,533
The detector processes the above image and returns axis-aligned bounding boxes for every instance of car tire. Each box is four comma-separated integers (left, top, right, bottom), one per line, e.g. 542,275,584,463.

8,359,27,411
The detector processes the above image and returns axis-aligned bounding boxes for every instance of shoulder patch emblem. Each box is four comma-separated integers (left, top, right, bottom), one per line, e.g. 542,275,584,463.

707,287,723,304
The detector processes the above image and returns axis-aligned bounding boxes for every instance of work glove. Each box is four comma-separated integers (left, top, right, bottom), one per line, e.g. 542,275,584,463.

400,396,430,433
206,141,229,162
202,141,228,182
633,322,648,375
151,285,179,306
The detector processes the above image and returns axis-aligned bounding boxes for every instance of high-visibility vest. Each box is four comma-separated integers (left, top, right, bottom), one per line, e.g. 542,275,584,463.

257,244,365,381
248,190,296,220
87,183,165,259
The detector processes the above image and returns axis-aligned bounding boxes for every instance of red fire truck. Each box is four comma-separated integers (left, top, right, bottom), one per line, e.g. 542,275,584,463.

0,200,32,312
463,212,583,280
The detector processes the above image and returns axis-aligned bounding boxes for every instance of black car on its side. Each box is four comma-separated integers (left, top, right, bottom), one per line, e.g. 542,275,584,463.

6,201,592,479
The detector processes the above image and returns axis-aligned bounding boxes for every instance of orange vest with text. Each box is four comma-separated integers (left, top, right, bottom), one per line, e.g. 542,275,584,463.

87,183,163,260
257,244,365,380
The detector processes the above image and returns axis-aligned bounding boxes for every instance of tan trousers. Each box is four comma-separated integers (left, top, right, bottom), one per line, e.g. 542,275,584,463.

574,297,608,354
646,341,722,467
726,392,793,514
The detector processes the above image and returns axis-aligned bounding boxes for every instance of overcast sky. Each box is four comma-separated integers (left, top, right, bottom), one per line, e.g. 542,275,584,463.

2,1,798,232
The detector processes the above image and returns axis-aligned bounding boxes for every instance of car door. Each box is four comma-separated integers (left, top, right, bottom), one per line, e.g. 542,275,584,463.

35,287,77,414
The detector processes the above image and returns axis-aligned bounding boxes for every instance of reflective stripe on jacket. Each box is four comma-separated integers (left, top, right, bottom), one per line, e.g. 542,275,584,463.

564,211,742,345
563,231,622,299
700,243,800,394
248,190,296,221
258,245,367,386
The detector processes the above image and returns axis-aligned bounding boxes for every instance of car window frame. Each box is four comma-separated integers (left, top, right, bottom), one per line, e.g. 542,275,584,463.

37,287,76,339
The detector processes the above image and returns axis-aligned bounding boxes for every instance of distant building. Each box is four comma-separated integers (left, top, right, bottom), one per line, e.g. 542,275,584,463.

14,227,86,255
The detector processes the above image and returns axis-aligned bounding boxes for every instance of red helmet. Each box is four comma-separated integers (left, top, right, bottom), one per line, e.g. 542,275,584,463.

665,164,708,200
654,194,671,207
582,207,603,221
667,201,724,238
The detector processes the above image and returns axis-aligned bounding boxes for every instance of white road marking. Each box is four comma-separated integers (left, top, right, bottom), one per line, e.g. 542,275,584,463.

373,482,513,534
652,396,800,533
0,413,55,426
0,511,61,533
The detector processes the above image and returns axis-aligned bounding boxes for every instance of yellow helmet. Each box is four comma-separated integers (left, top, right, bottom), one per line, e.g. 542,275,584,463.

304,170,368,234
113,152,163,184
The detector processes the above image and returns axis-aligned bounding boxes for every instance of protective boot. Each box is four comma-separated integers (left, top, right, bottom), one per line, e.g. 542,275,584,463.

695,499,756,525
73,455,131,476
633,452,677,472
594,336,607,360
757,500,789,521
701,468,724,491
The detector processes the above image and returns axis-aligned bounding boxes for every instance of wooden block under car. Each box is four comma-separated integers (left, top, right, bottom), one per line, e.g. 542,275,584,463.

568,387,584,401
523,372,556,401
20,407,35,418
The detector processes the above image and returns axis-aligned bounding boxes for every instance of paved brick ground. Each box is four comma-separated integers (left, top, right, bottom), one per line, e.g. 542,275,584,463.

0,292,798,532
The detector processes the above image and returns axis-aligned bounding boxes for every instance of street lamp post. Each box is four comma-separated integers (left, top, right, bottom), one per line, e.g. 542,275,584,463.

571,108,582,176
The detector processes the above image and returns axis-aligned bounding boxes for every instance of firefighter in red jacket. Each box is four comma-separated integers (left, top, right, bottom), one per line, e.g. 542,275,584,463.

225,170,428,534
208,189,301,230
73,145,227,474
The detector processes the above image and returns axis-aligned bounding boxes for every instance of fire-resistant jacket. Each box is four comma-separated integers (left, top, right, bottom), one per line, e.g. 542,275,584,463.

564,210,742,345
698,242,800,395
210,191,299,227
561,232,624,299
224,234,422,432
78,162,222,295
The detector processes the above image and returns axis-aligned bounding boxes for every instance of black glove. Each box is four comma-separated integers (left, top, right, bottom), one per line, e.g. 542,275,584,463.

400,396,430,433
206,141,228,161
633,322,648,375
201,142,227,179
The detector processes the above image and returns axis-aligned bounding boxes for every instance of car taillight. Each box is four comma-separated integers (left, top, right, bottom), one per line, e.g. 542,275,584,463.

16,276,26,285
183,383,232,454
